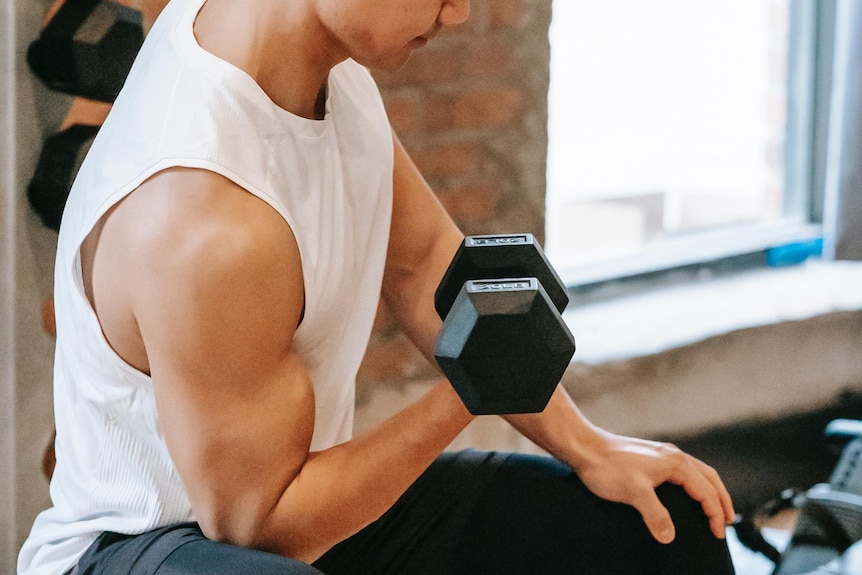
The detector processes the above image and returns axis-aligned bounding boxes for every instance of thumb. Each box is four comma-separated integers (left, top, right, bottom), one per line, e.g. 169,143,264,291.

633,491,676,544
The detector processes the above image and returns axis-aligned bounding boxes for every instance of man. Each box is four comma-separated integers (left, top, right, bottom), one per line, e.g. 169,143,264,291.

19,0,737,573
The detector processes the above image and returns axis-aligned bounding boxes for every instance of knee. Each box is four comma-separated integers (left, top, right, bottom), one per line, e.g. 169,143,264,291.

656,483,724,542
655,484,736,573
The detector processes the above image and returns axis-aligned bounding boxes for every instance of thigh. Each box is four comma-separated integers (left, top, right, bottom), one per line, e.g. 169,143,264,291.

313,450,508,575
315,451,735,575
73,523,324,575
450,452,736,575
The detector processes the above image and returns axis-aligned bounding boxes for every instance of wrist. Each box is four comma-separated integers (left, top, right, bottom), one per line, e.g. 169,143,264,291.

506,386,611,471
557,422,614,473
434,378,478,426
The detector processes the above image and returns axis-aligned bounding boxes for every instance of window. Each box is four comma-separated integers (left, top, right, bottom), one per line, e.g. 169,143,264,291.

546,0,830,286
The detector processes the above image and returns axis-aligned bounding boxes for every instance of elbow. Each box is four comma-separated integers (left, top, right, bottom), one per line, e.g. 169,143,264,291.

196,507,330,565
195,502,277,554
196,510,262,549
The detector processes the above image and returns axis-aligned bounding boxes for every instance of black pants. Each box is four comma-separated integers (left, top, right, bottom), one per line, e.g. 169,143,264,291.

70,451,735,575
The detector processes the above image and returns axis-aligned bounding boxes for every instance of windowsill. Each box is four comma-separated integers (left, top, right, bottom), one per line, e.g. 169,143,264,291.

563,259,862,365
552,258,862,438
552,220,822,287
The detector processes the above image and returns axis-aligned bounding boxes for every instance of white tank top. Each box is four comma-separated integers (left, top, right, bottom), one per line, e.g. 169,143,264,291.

18,0,394,572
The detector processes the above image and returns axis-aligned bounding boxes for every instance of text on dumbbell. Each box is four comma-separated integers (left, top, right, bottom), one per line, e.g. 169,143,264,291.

469,280,532,292
469,235,529,246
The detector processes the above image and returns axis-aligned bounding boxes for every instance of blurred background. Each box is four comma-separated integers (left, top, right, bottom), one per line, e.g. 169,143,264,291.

2,0,861,573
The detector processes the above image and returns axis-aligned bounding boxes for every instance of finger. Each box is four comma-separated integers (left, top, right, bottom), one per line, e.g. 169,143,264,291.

668,459,729,539
696,460,736,524
631,485,676,544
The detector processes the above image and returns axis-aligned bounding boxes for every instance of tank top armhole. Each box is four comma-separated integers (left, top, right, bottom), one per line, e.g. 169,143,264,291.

67,158,308,381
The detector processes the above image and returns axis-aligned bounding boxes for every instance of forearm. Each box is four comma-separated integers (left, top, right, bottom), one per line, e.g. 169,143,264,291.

504,385,608,470
382,229,462,358
383,130,465,356
255,379,474,563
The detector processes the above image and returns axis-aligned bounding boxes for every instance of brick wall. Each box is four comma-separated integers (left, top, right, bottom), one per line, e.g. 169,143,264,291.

358,0,553,396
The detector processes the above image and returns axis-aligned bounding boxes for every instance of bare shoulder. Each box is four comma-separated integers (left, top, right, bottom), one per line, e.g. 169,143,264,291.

85,167,305,374
125,168,300,272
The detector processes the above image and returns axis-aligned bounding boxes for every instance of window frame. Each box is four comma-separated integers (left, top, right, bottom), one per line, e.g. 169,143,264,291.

548,0,837,293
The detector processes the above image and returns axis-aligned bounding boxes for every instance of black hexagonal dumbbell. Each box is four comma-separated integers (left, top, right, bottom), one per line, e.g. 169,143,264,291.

28,123,100,231
434,234,570,318
434,235,576,415
27,0,145,103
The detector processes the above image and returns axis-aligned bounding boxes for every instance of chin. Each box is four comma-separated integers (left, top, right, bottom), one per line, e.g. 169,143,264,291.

375,57,412,72
356,47,415,73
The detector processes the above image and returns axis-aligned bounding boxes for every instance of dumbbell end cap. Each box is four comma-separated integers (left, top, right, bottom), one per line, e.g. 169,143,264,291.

434,233,570,319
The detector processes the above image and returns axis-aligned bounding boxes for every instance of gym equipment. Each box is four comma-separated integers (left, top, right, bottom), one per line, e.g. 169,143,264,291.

734,419,862,574
28,123,100,231
434,234,575,415
27,0,144,102
434,234,569,319
825,419,862,455
773,432,862,574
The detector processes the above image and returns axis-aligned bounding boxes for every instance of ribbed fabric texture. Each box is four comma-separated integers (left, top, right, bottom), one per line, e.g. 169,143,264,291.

18,0,394,573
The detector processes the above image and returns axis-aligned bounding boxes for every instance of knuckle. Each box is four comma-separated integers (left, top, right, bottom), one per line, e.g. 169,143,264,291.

657,442,683,458
702,463,721,480
701,496,723,515
663,446,688,466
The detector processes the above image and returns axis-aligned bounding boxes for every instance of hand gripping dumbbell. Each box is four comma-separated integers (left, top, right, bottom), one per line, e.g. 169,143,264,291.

434,234,576,415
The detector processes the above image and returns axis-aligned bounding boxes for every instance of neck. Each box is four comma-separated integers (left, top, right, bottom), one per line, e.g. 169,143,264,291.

194,0,346,119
